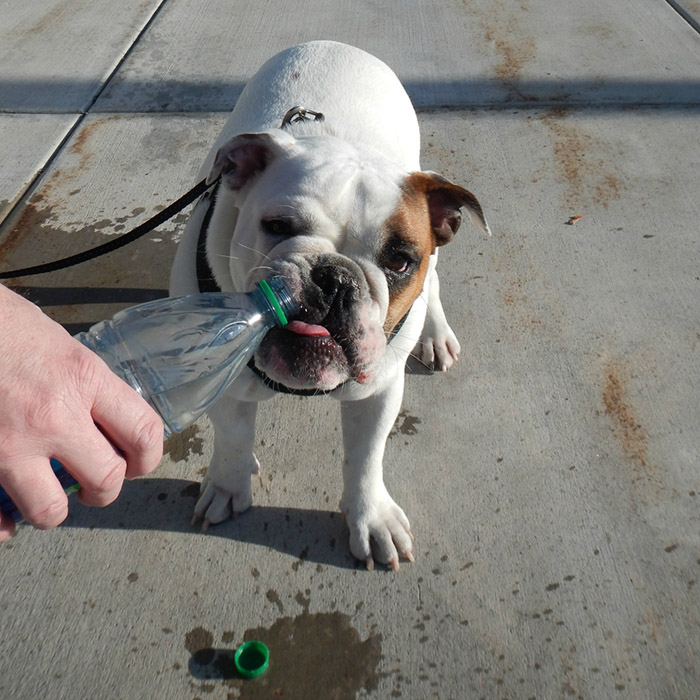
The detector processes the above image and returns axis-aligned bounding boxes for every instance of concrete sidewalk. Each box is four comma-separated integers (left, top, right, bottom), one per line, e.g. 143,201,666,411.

1,1,699,698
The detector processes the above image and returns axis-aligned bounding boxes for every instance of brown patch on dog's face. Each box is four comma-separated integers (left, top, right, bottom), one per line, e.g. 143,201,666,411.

379,178,435,334
379,171,490,334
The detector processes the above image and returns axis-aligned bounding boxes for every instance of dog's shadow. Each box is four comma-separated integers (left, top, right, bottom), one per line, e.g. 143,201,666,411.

63,477,362,570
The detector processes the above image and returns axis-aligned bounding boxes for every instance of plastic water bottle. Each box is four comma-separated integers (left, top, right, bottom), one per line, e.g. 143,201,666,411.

0,278,298,523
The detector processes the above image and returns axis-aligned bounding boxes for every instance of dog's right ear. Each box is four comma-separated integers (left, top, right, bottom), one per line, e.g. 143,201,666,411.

206,132,292,189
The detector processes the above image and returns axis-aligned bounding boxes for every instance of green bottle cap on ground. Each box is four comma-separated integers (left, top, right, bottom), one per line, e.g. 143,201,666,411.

234,640,270,678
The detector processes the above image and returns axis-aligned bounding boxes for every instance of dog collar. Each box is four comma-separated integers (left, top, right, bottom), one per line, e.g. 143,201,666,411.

196,181,222,293
246,358,342,396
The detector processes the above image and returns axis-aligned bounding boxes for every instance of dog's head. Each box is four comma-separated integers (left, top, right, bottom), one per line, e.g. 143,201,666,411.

206,130,489,392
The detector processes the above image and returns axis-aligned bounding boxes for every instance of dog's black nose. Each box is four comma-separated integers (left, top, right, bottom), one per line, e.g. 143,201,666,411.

310,262,360,316
311,264,341,295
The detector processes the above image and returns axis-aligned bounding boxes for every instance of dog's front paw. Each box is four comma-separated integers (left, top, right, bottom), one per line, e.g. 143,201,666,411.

414,318,461,372
191,458,259,530
341,486,414,571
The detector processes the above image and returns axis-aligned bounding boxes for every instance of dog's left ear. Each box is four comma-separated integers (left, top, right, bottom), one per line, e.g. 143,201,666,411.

206,132,293,190
407,172,491,247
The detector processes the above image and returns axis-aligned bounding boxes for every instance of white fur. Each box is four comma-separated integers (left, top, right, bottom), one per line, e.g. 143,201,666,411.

170,41,465,570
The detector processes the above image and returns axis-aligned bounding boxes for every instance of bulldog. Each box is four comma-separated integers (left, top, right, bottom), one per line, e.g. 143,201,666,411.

170,41,490,570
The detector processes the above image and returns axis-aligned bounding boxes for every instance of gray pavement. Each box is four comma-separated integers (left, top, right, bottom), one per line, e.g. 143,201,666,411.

1,1,700,698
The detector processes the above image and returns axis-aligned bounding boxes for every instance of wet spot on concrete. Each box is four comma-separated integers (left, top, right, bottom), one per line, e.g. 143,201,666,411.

185,627,215,665
187,611,385,698
165,424,205,462
0,192,142,285
390,411,421,438
294,591,311,613
266,589,284,614
0,199,54,262
241,611,383,699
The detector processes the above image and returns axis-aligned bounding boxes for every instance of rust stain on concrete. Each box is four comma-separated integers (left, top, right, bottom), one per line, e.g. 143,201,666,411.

603,365,649,469
467,0,536,85
540,109,624,209
488,28,536,83
19,0,71,37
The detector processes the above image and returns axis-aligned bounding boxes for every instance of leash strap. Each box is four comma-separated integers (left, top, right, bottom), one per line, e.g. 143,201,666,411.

0,105,325,281
0,177,219,280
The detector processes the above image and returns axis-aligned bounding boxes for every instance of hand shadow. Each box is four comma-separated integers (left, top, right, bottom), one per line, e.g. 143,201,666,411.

63,477,360,570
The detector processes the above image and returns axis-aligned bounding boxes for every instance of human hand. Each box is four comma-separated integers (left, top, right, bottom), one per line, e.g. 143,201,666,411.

0,285,163,540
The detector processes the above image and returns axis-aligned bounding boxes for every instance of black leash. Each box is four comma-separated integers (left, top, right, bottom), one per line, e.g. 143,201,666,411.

0,107,323,281
0,177,219,280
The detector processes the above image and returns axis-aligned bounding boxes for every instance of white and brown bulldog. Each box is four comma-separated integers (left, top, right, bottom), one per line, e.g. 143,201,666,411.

170,41,490,570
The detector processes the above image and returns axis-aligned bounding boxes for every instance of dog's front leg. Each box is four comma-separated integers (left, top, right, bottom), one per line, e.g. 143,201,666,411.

414,253,461,372
192,393,259,530
340,375,414,571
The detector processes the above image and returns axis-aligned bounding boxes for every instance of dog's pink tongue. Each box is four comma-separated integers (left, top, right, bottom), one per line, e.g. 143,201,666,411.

286,320,331,337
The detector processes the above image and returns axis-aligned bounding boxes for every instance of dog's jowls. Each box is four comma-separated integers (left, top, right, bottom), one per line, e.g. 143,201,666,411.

170,41,490,570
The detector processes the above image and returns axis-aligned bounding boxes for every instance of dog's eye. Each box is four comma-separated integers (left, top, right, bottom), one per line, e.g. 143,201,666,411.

261,218,295,237
384,253,412,275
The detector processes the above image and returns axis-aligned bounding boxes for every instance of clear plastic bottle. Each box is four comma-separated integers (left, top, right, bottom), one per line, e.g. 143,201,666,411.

0,278,297,523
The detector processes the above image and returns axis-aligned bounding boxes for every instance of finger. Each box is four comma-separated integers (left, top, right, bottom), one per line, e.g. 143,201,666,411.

90,374,164,480
0,517,15,542
53,424,129,508
0,459,69,530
